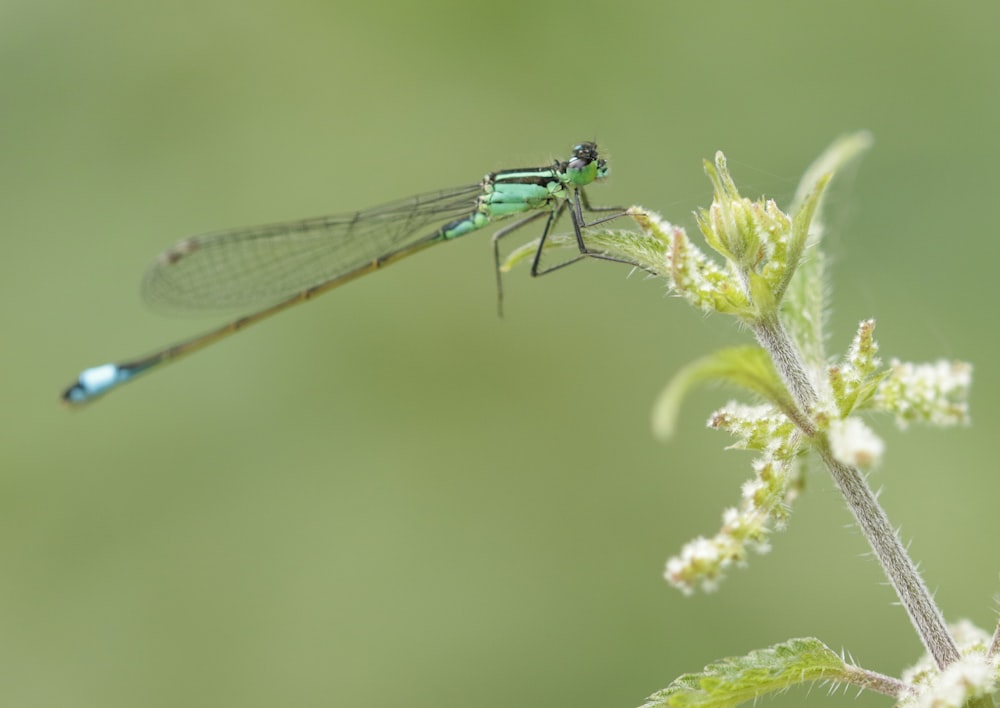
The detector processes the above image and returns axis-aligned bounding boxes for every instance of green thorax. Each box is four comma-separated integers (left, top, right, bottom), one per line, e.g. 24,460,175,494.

440,142,608,239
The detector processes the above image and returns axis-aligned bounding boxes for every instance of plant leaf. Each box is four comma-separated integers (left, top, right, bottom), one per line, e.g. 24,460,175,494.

788,131,874,217
652,346,796,440
640,638,848,708
782,131,874,367
499,224,668,275
772,172,830,306
780,247,827,369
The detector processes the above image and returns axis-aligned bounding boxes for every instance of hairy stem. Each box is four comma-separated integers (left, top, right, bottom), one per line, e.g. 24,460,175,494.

842,664,911,699
750,313,960,669
989,620,1000,660
816,445,959,668
752,315,818,434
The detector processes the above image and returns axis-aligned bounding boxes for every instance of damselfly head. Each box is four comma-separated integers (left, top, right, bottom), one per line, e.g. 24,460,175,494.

564,142,608,184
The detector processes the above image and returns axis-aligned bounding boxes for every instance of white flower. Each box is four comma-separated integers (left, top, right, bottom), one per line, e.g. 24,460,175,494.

828,417,885,468
900,654,998,708
875,359,972,428
900,621,996,708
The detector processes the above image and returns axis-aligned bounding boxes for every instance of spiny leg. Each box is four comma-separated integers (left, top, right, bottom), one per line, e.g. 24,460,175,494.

529,201,586,277
492,192,653,314
579,186,625,216
531,189,640,276
491,210,552,316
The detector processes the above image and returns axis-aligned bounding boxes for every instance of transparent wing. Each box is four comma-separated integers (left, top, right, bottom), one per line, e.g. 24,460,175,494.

141,184,484,312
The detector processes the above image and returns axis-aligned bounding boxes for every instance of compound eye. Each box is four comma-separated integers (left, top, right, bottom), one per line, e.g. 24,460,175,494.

572,142,598,160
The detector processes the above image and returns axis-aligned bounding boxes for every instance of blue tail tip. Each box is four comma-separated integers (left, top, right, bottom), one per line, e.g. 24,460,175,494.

61,363,123,405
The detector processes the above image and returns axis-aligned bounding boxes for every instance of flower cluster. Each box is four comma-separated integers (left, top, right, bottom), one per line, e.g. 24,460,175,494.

628,208,748,314
898,620,998,708
628,139,973,594
504,134,975,602
508,133,985,707
664,403,803,594
875,359,972,429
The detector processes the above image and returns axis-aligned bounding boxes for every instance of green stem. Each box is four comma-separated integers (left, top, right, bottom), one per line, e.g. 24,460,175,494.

751,315,818,434
842,664,910,699
750,313,960,670
990,621,1000,659
815,444,960,669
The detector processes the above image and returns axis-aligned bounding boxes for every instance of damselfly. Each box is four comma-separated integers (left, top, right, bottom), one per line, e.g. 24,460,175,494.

61,142,623,405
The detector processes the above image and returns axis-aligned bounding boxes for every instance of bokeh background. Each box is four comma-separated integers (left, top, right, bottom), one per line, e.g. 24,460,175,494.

4,2,998,707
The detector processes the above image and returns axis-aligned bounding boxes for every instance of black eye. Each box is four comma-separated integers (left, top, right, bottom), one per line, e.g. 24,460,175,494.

573,142,598,161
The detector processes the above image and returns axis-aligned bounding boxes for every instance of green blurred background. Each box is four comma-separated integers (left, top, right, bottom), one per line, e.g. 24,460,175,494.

3,2,998,706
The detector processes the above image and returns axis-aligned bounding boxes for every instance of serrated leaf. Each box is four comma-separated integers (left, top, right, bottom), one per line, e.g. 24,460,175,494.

782,131,874,367
776,175,829,366
781,247,827,369
788,131,874,217
640,638,848,708
652,347,796,440
499,222,669,275
499,232,575,272
839,370,890,416
773,172,830,305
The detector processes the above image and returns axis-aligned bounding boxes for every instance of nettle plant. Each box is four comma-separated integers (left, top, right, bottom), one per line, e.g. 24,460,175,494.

507,133,989,707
